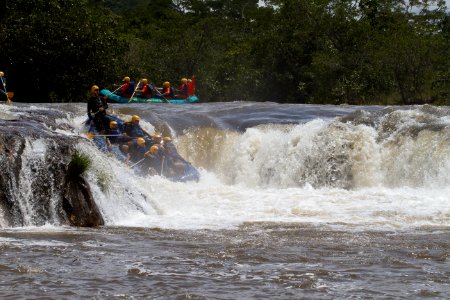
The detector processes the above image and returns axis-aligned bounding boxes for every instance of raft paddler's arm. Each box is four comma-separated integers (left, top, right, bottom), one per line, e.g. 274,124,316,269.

87,104,93,120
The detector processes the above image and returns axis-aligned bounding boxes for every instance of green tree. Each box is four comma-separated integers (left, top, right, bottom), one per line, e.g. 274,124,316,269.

0,0,127,102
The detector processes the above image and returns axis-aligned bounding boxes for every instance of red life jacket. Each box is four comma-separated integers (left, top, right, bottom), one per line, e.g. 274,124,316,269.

121,82,135,98
187,78,195,96
163,87,175,99
142,84,152,98
178,83,188,99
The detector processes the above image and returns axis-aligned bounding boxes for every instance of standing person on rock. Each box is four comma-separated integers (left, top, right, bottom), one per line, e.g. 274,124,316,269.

87,85,109,133
0,71,12,103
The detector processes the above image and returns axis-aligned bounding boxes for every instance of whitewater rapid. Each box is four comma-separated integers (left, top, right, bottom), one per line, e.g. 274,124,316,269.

78,105,450,230
1,103,449,230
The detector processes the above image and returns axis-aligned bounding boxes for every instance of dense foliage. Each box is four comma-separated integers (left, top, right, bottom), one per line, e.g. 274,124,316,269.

0,0,449,104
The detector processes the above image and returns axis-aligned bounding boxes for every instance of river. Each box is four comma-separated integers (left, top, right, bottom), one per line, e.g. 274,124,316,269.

0,102,449,298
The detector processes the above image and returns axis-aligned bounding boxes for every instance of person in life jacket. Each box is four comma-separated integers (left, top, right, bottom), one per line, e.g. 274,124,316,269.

149,133,162,147
143,144,165,175
128,137,147,162
161,81,175,99
107,121,124,144
187,75,195,97
120,76,135,98
177,78,188,99
123,115,145,139
87,85,109,132
0,71,12,103
118,144,131,166
111,144,130,165
137,78,154,98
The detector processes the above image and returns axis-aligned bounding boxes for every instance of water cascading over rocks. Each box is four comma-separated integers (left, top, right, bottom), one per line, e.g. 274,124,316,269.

0,106,103,227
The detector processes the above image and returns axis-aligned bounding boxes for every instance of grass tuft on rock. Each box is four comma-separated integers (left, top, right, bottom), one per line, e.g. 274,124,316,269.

68,151,92,178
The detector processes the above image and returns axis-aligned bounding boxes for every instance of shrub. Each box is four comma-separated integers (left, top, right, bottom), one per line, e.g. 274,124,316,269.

68,151,92,178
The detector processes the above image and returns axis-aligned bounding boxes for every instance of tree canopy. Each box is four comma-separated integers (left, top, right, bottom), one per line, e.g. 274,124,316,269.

0,0,449,104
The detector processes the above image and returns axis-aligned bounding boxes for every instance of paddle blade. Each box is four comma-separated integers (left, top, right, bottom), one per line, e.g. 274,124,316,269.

85,133,96,138
7,92,14,99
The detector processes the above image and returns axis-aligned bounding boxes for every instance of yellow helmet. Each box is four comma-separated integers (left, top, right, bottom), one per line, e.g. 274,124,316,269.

187,79,192,83
0,71,4,77
142,78,148,84
137,138,145,146
131,115,140,123
123,76,131,83
91,85,99,93
109,121,118,128
163,136,172,143
153,133,162,140
149,145,159,155
181,78,188,83
163,81,170,87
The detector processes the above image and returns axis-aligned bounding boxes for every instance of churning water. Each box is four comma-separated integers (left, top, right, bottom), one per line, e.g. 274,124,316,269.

0,102,449,298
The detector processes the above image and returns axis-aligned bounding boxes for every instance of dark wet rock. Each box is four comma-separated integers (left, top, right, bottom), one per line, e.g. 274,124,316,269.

63,174,104,227
0,113,103,228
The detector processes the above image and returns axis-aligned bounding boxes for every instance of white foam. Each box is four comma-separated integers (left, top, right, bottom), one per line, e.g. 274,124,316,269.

73,107,450,231
2,105,449,231
85,160,450,230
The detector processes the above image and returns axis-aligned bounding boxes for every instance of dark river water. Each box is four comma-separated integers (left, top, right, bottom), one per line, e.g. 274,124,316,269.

1,225,449,299
0,102,449,298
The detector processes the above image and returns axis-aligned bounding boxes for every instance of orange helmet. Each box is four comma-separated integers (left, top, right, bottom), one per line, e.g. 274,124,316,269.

131,115,140,123
163,81,170,87
149,145,159,155
109,121,118,128
91,85,99,94
137,138,145,146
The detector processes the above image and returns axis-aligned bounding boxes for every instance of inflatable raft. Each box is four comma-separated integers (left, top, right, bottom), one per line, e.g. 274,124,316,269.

100,89,199,104
85,115,200,182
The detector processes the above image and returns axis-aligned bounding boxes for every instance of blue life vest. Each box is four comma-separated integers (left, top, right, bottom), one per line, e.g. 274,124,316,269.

126,82,135,94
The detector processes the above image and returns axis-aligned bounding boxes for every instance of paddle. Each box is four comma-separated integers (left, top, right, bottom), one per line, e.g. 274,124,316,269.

111,84,124,94
85,132,150,139
154,88,170,103
129,158,145,168
85,133,122,138
160,155,165,176
128,80,141,103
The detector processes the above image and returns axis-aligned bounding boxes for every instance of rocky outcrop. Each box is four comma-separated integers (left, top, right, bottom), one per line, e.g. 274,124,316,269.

0,107,104,227
63,163,104,227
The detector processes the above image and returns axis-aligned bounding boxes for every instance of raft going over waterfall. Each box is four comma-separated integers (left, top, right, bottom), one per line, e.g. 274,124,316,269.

85,115,200,182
